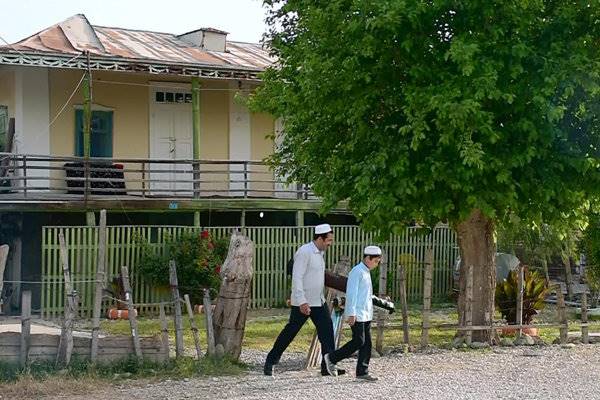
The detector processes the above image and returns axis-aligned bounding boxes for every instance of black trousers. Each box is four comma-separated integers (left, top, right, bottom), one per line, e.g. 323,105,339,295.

266,305,335,373
328,321,371,376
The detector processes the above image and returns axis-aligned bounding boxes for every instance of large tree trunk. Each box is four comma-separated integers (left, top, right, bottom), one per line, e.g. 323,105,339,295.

212,232,254,360
456,209,496,343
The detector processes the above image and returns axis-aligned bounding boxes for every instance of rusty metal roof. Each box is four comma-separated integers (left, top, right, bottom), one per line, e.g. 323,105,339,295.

1,14,274,73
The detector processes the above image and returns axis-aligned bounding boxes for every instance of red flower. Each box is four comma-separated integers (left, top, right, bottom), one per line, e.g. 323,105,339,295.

215,265,221,275
200,230,210,239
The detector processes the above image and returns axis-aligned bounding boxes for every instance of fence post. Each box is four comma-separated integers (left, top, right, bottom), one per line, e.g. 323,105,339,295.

421,248,433,347
203,288,216,357
169,260,185,358
184,293,202,359
22,155,27,198
375,256,388,355
398,265,410,345
159,302,170,358
121,266,143,362
243,162,248,198
556,285,568,344
465,263,473,346
515,264,524,340
57,231,75,366
91,209,107,363
20,290,31,367
582,292,589,344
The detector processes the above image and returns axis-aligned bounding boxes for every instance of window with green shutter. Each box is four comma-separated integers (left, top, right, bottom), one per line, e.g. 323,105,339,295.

75,109,113,157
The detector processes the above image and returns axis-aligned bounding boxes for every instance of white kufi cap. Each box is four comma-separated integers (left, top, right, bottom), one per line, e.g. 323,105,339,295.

364,245,382,256
314,223,332,235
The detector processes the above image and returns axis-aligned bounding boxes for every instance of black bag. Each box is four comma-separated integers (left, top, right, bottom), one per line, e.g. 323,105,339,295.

286,257,294,276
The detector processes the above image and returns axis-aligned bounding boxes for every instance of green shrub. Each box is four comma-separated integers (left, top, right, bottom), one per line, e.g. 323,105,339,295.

495,268,549,324
137,230,229,305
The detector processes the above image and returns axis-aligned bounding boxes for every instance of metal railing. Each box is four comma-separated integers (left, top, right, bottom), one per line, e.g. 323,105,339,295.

0,153,313,200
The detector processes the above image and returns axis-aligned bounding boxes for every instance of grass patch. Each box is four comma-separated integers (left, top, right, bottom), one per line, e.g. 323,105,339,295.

0,355,246,397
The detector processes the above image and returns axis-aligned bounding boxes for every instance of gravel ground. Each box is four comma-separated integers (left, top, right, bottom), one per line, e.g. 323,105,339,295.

51,345,600,400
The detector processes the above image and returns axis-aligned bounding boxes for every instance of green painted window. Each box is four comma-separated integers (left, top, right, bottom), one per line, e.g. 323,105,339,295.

75,109,113,157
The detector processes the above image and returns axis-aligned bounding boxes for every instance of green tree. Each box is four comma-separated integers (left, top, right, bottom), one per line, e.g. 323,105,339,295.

252,0,600,340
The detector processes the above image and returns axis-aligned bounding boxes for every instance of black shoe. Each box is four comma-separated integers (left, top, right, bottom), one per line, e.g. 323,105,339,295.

356,374,378,382
322,368,346,376
264,362,274,376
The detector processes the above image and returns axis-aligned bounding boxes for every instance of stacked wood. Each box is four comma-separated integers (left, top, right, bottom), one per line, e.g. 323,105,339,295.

212,232,254,360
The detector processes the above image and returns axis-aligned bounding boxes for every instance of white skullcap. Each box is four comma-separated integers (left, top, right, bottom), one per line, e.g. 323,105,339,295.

314,223,332,235
364,245,382,256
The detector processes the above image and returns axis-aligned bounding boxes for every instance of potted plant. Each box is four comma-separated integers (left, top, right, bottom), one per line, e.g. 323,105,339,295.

106,273,137,319
495,266,549,336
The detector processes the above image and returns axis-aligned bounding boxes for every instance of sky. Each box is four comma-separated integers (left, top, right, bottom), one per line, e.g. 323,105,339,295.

0,0,269,44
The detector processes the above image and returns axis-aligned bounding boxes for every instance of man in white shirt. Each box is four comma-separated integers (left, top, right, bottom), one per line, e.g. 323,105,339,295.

324,245,382,382
264,223,338,376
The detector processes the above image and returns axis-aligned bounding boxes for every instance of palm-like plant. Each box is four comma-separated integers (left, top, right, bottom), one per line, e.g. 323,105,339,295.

495,268,549,325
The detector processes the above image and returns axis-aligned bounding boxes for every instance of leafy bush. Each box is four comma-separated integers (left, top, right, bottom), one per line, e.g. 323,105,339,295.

137,230,229,305
495,268,549,325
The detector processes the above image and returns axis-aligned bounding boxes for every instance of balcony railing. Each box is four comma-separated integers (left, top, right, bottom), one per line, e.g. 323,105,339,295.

0,153,313,201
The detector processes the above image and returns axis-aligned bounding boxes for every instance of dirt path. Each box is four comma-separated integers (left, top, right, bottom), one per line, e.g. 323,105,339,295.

47,345,600,400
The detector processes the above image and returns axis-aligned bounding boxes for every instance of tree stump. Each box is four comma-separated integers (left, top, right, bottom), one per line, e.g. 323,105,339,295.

212,232,254,360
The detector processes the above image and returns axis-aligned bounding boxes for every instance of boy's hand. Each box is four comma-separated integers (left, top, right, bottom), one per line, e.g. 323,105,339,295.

347,316,356,326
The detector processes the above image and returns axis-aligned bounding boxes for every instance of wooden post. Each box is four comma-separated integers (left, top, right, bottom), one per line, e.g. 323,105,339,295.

83,59,92,160
556,285,568,344
57,231,75,366
515,264,524,340
0,244,9,314
582,292,589,344
159,302,170,358
184,294,202,359
83,53,92,201
169,260,185,358
465,263,473,346
91,209,107,363
20,290,31,367
398,265,410,345
86,211,96,226
194,211,201,227
421,248,433,347
121,266,142,362
203,289,216,357
191,77,201,199
212,232,254,360
375,255,388,355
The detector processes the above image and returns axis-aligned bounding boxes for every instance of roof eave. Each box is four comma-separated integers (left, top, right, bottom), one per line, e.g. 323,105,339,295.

0,49,267,81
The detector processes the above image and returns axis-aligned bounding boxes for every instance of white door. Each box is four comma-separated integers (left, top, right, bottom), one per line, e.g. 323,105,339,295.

149,87,193,196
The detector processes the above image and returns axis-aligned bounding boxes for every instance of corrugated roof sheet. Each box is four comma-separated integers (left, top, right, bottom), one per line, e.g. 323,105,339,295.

2,14,274,72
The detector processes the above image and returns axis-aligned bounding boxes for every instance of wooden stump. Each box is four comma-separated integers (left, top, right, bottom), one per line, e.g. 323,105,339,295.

212,232,254,360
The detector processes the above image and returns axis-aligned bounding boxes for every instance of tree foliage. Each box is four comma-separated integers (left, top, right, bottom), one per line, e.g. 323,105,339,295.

252,0,600,233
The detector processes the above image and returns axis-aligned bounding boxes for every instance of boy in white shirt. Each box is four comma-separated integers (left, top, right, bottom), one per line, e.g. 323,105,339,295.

324,245,382,381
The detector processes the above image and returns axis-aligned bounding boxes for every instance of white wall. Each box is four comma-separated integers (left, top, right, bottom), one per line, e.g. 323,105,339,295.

229,81,251,195
14,67,50,189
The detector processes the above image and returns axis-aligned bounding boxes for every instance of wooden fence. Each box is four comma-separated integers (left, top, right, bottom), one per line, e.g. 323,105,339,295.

41,225,459,319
